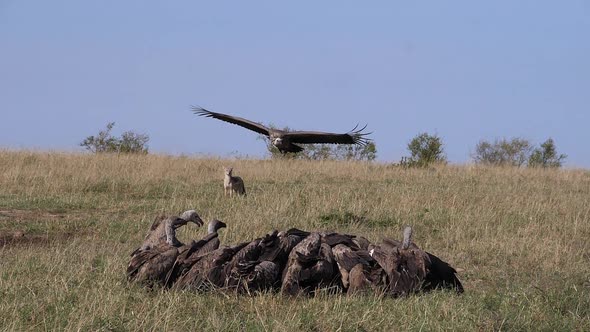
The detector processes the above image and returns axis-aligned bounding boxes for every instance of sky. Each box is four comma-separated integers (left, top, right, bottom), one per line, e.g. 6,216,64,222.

1,1,589,167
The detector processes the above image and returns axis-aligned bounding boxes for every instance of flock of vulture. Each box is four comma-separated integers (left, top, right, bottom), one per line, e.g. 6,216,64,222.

127,108,462,297
127,210,463,297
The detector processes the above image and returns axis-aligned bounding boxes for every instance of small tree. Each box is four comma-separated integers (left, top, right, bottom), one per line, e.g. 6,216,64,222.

118,131,150,154
528,138,566,168
473,138,532,166
80,122,119,153
405,132,446,167
80,122,149,154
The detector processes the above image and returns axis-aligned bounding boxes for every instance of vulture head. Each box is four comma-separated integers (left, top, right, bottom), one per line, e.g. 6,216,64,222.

179,210,204,228
207,219,227,234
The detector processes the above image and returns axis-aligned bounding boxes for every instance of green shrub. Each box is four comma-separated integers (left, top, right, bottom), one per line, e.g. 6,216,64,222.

472,138,532,166
404,132,446,167
528,138,567,168
80,122,149,154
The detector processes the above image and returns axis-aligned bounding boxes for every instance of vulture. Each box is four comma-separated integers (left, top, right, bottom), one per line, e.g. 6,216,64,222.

192,107,372,154
234,260,280,294
132,210,203,255
259,228,311,268
224,230,283,293
127,210,203,286
369,226,463,296
165,219,227,286
332,243,386,294
174,241,249,291
281,233,339,296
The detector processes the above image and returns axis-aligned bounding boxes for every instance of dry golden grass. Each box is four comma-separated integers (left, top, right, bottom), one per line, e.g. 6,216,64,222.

0,150,589,331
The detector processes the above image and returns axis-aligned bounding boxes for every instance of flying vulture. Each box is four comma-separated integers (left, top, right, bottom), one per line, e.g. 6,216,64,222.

192,107,372,154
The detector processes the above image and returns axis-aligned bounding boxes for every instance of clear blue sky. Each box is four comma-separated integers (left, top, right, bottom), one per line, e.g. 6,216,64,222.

1,1,588,167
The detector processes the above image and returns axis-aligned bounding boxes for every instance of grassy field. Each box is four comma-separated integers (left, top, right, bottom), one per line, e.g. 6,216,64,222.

0,150,589,331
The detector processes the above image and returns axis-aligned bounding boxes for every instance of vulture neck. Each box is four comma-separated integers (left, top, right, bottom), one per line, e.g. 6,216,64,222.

401,226,413,250
165,219,181,246
208,222,218,234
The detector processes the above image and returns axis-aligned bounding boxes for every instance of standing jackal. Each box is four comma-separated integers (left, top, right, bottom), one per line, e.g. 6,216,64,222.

223,166,246,197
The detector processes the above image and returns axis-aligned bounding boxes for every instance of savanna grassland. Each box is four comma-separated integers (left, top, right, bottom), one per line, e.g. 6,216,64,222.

0,150,589,331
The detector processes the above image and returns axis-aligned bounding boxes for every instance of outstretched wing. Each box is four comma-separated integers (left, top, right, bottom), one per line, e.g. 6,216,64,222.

284,124,372,146
192,106,271,136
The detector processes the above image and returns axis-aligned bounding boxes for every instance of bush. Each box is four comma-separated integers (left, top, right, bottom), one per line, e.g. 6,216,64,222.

528,138,567,168
473,137,566,168
80,122,149,154
473,138,532,167
404,132,446,167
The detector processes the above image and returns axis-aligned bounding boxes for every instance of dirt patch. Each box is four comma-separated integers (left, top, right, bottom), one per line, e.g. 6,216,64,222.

0,231,49,247
0,209,70,221
0,230,85,248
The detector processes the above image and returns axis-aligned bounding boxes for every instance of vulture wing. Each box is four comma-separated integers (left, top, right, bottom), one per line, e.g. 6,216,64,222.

322,232,358,248
149,215,167,231
283,125,371,146
194,233,221,257
192,107,271,136
424,252,464,293
224,238,264,287
332,244,371,289
127,244,178,285
164,235,219,286
332,245,373,271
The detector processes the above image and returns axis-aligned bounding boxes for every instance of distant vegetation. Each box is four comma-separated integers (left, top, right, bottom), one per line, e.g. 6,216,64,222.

473,137,566,168
528,138,567,168
400,132,446,168
79,122,568,169
80,122,149,154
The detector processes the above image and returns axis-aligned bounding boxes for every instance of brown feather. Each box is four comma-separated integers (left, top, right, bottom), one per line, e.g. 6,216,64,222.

192,107,270,136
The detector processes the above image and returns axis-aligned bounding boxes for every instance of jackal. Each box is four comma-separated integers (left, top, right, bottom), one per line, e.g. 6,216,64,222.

223,166,246,196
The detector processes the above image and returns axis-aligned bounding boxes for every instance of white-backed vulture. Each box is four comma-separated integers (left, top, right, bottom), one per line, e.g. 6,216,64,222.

234,260,280,294
281,233,339,295
332,243,379,292
192,107,372,154
165,219,227,286
259,228,310,268
380,228,463,293
131,210,204,256
224,231,283,292
127,210,203,286
368,227,427,296
369,226,463,296
174,241,249,291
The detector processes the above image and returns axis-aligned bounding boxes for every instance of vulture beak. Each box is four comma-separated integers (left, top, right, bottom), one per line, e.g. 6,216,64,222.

218,220,227,229
193,216,204,227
